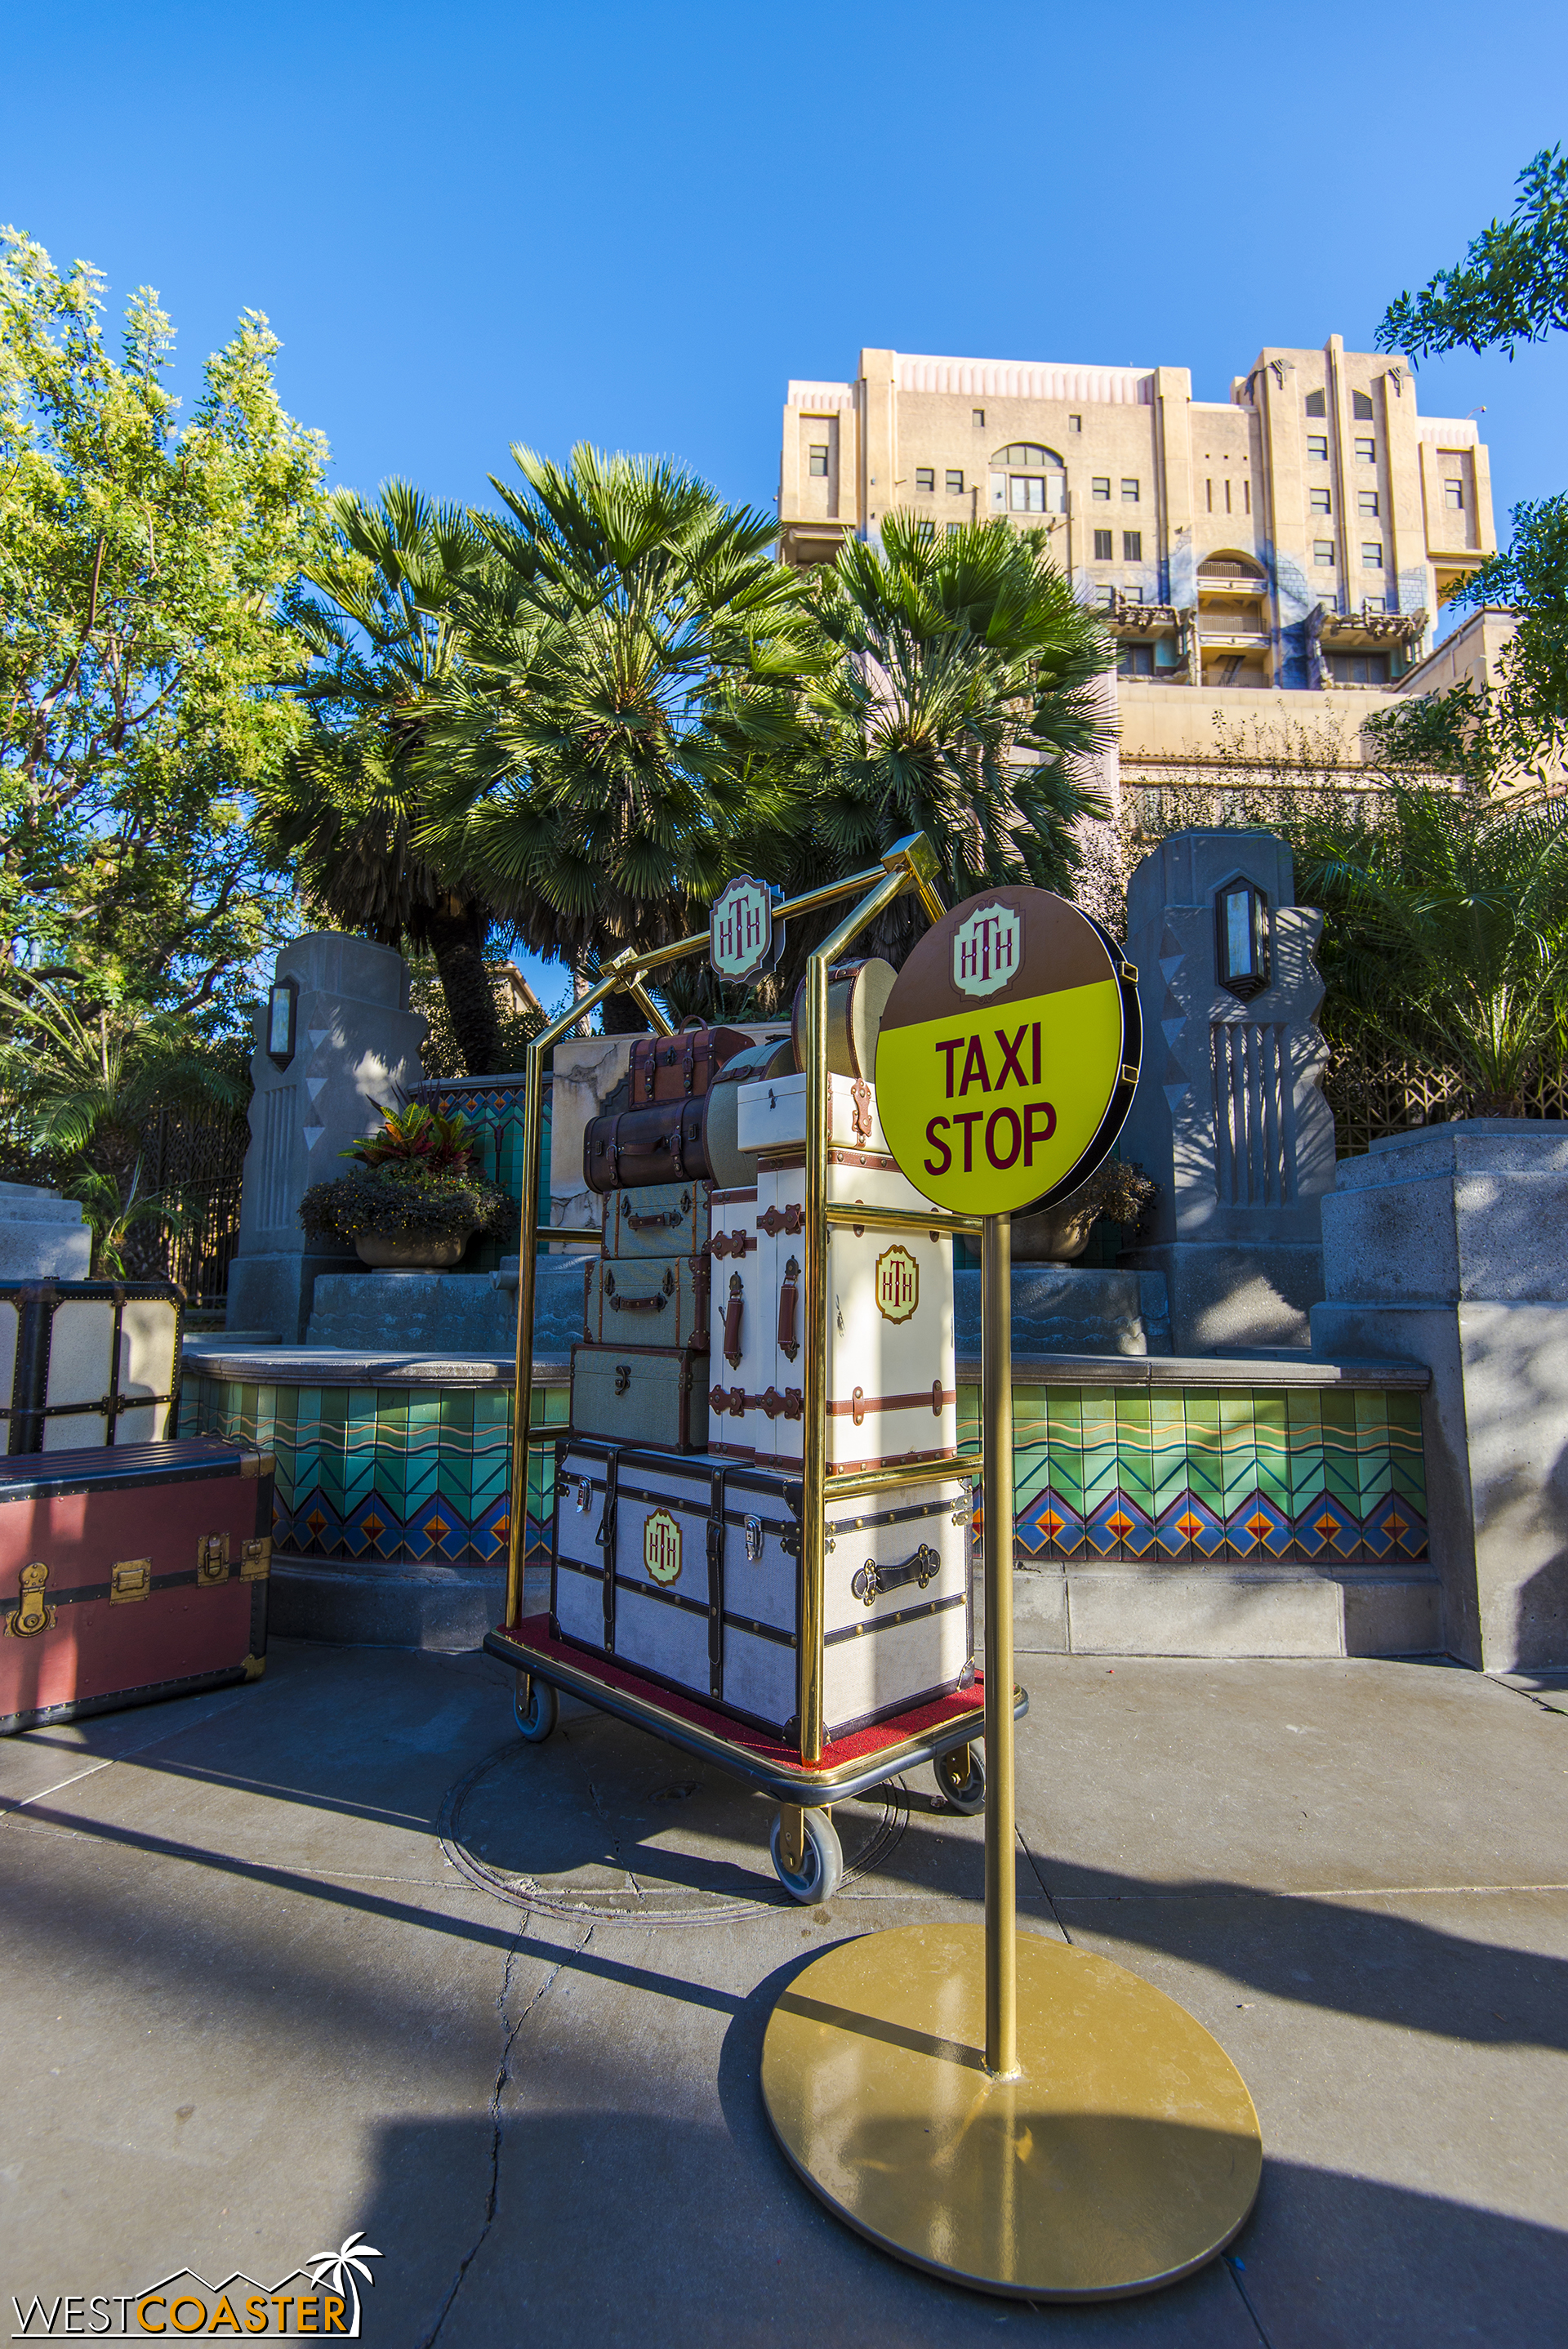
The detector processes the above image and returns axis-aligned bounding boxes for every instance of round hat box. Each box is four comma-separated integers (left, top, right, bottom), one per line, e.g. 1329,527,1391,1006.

790,957,897,1081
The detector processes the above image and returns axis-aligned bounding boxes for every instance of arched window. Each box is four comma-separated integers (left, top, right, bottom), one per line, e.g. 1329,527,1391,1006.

1198,554,1265,582
990,444,1066,516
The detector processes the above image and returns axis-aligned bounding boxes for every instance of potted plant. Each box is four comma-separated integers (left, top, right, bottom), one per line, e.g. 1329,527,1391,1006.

1011,1159,1158,1265
298,1101,515,1272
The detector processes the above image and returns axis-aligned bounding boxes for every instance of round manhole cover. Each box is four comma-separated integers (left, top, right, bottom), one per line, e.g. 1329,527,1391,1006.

440,1711,906,1923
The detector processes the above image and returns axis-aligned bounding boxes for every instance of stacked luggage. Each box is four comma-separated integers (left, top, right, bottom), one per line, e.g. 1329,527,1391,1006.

554,973,975,1745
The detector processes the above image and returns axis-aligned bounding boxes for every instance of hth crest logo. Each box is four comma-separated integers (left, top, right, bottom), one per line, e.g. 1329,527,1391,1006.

709,876,775,983
643,1509,683,1586
952,903,1020,999
874,1246,920,1324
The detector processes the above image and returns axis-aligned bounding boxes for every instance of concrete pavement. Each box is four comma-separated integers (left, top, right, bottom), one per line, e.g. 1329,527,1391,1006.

2,1644,1565,2347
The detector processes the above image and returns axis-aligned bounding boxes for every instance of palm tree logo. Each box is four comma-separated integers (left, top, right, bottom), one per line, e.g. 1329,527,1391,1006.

305,2233,383,2334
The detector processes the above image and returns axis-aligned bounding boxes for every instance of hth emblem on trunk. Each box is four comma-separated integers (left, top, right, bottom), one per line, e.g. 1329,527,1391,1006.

643,1508,683,1585
709,875,777,983
952,901,1021,998
874,1245,920,1323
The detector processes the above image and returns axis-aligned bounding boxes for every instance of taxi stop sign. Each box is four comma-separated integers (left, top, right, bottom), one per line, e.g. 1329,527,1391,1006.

875,886,1142,1217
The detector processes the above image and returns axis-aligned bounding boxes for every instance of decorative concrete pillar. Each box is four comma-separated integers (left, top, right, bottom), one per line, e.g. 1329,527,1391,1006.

1119,830,1337,1353
0,1182,91,1280
226,934,426,1341
1312,1121,1568,1669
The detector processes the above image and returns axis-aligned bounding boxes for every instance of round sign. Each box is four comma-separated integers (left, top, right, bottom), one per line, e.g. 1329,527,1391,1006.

875,888,1141,1217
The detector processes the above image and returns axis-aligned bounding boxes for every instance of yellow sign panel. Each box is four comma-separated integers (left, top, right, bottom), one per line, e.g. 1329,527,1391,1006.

875,888,1139,1218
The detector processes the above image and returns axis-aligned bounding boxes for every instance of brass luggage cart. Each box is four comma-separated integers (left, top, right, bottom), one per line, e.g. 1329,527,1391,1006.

483,835,1025,1897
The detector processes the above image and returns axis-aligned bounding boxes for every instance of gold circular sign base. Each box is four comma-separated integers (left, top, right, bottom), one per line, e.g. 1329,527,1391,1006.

760,1921,1262,2302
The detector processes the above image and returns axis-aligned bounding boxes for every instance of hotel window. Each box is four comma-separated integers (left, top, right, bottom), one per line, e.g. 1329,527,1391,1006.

1305,390,1327,417
915,467,935,492
1068,413,1082,432
1352,390,1375,420
1354,436,1376,462
1224,479,1232,513
946,469,964,494
1358,490,1379,516
1364,595,1386,614
1097,586,1117,610
1009,475,1047,511
1362,542,1383,568
1244,479,1251,513
1310,488,1330,515
1314,540,1335,566
1094,529,1114,559
1445,477,1466,510
972,408,986,427
1092,476,1111,501
1307,435,1329,462
1205,479,1213,511
1330,650,1391,684
946,521,962,535
1121,478,1140,502
1123,530,1143,560
808,445,829,478
1118,642,1156,677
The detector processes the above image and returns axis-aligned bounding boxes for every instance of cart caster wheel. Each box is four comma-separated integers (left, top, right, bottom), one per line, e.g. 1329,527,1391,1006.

513,1674,558,1744
770,1807,843,1904
934,1744,987,1815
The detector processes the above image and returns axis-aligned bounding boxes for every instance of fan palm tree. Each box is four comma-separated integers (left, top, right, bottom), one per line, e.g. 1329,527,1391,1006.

305,2232,382,2333
416,445,820,1029
1294,787,1568,1115
258,484,510,1072
801,513,1116,961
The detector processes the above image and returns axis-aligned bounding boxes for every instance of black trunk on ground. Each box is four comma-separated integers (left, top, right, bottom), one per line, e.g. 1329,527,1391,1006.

428,898,503,1074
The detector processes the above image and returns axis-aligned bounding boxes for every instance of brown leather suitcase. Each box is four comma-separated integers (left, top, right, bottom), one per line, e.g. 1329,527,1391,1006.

628,1023,751,1104
584,1099,709,1193
585,1038,796,1196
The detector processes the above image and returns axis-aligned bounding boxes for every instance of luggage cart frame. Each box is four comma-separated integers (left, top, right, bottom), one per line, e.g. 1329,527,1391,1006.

483,833,1025,1897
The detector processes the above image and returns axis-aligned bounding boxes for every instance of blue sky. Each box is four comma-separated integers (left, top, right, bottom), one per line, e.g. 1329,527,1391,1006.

5,0,1566,1007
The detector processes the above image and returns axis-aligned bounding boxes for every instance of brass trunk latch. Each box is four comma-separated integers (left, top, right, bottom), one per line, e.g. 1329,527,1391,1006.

195,1533,230,1589
5,1562,54,1638
110,1558,152,1604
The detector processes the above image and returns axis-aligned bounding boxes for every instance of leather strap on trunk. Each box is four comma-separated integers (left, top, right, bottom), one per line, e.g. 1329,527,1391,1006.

706,1464,728,1699
596,1449,620,1656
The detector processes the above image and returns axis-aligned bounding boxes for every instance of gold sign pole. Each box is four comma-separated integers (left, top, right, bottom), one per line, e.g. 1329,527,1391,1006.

761,878,1264,2300
980,1207,1017,2079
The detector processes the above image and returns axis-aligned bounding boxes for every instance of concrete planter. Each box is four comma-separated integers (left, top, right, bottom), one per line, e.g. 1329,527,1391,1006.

1009,1202,1098,1264
354,1231,472,1272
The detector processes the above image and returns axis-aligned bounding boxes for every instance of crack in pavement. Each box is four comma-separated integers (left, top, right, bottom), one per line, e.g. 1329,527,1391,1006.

420,1919,587,2348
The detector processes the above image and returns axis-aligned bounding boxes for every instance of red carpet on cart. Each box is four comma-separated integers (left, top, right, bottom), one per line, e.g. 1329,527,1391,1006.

496,1612,987,1772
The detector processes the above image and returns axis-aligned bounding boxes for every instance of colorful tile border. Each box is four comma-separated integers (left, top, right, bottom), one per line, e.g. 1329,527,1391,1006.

955,1381,1427,1567
187,1371,1427,1576
187,1375,568,1569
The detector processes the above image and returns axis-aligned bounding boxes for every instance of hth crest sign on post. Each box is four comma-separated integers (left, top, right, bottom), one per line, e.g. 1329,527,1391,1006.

952,903,1021,999
876,886,1143,1217
709,876,783,985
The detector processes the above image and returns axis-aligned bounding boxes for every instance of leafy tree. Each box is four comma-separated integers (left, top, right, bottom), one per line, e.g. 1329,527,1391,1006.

1377,150,1568,780
419,445,818,1031
801,513,1113,961
256,484,511,1072
1291,789,1568,1117
0,227,327,1027
1379,146,1568,360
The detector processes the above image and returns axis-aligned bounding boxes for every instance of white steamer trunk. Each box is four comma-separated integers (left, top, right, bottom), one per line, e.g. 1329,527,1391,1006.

719,1074,957,1473
551,1441,973,1741
706,1183,764,1460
